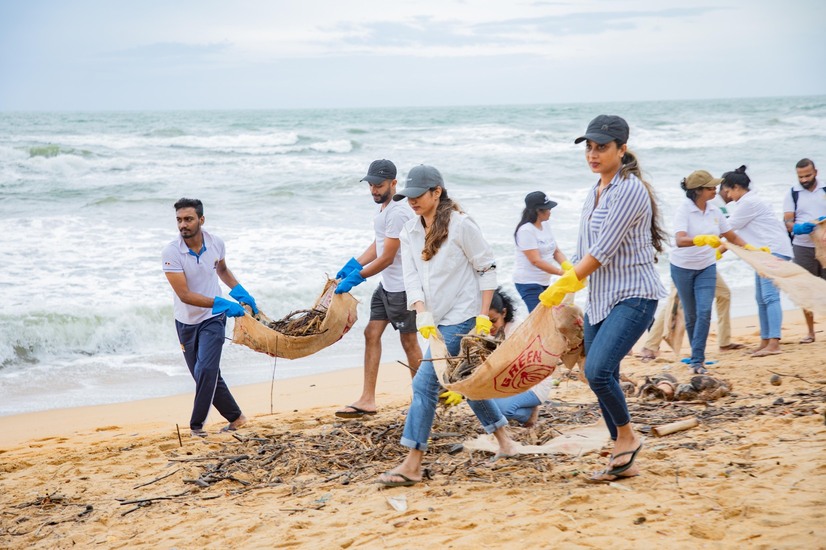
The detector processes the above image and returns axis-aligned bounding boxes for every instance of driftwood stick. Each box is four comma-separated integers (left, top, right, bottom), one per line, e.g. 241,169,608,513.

133,468,181,489
176,424,183,447
652,417,700,437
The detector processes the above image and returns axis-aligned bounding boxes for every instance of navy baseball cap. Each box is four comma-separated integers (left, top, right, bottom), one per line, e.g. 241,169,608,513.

574,115,630,145
393,165,444,201
525,191,557,210
361,159,397,184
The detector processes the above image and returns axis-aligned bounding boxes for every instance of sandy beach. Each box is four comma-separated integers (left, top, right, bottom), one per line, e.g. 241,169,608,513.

1,313,825,549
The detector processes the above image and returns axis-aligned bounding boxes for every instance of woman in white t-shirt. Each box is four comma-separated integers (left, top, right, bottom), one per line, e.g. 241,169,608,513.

487,288,555,427
513,191,570,312
670,170,748,374
721,166,793,356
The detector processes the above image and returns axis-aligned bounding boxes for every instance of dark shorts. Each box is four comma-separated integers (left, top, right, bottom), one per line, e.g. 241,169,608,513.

793,245,825,279
370,284,417,333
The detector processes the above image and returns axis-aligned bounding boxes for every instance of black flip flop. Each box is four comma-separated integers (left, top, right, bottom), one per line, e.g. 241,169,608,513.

335,405,378,419
604,442,643,477
377,472,420,487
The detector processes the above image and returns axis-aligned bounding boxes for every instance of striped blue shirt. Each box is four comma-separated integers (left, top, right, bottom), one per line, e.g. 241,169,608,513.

574,171,667,323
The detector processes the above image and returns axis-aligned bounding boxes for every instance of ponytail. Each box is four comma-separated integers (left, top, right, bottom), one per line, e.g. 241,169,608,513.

513,208,539,242
619,149,666,256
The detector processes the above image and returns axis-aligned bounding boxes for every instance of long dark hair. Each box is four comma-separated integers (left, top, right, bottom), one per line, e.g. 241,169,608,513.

513,207,541,242
619,148,666,255
421,189,463,261
490,287,516,323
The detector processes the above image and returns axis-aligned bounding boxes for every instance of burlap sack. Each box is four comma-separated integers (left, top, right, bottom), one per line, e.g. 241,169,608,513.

232,278,358,359
813,221,826,269
727,243,826,316
430,302,585,400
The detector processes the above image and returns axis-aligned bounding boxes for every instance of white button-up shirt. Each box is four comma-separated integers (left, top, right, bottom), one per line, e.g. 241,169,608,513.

728,191,793,257
670,198,731,270
400,210,498,326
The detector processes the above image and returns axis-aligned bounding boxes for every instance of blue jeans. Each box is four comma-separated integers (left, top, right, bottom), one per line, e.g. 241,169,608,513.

584,298,657,440
494,391,542,425
515,283,548,313
756,254,790,339
400,318,508,450
671,263,716,367
175,314,242,431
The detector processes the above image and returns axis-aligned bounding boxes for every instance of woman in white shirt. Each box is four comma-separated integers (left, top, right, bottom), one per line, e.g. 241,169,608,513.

513,191,570,312
670,170,748,374
377,165,517,487
488,288,555,427
721,166,793,356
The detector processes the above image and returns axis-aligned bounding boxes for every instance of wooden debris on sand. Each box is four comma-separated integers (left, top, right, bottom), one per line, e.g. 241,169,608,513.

445,334,502,384
262,308,326,337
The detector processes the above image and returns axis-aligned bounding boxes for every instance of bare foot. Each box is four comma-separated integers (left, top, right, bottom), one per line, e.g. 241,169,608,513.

752,349,782,357
522,406,540,428
719,343,745,351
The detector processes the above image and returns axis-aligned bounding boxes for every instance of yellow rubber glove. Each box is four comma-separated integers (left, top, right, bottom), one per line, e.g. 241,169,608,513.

476,314,492,336
715,248,723,261
692,234,721,248
416,311,437,339
560,260,574,272
744,244,772,253
439,390,464,407
538,269,586,308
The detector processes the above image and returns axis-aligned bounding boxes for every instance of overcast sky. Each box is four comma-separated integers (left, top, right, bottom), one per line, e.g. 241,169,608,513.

1,0,824,111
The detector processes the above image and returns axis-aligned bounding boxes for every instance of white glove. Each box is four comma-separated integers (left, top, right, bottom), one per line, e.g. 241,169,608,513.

416,311,437,339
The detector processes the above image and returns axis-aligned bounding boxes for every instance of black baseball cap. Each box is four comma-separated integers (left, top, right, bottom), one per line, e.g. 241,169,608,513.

525,191,557,210
361,159,397,184
393,165,444,201
574,115,630,145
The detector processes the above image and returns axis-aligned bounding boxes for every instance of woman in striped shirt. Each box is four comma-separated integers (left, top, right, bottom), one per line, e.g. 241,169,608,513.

538,115,668,481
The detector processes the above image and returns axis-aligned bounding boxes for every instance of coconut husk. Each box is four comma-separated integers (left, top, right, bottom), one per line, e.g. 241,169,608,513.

232,278,358,359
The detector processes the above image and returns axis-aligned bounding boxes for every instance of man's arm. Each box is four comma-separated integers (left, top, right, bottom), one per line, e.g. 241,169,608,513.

355,242,378,269
215,258,240,289
165,271,215,308
783,211,795,233
359,237,400,278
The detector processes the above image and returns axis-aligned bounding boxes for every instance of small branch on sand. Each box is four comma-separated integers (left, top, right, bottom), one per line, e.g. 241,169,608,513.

652,417,700,437
133,468,181,490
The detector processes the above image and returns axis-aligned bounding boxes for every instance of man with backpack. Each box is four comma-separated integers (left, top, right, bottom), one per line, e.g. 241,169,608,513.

783,158,826,343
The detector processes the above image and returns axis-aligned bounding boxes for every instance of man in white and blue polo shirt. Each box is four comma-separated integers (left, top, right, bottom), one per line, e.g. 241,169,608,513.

162,198,259,437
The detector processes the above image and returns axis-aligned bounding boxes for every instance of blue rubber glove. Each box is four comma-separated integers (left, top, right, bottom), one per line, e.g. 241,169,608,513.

229,284,258,314
336,257,362,280
818,216,826,222
793,222,816,235
212,296,246,317
334,269,366,294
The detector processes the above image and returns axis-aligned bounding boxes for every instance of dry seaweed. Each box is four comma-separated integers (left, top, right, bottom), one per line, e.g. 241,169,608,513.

444,334,501,383
262,308,327,336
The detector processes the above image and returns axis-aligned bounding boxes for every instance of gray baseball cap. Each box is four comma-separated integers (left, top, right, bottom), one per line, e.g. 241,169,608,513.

393,165,444,201
574,114,630,145
360,159,397,184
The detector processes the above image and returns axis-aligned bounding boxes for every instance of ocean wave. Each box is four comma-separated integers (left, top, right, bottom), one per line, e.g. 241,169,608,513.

28,144,95,159
0,307,175,369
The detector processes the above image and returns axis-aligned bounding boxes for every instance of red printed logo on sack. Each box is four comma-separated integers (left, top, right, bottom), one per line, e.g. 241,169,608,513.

493,335,559,393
